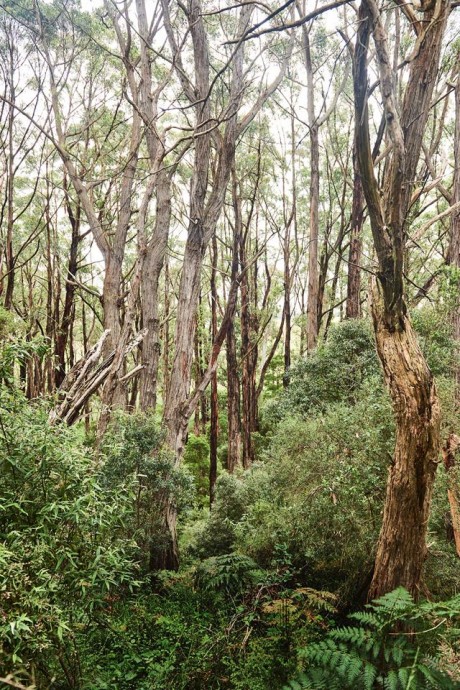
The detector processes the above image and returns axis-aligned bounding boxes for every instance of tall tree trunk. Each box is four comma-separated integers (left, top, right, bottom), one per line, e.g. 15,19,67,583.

449,56,460,387
240,238,258,469
209,234,219,503
354,0,447,599
139,170,171,411
135,0,171,413
305,26,320,352
162,253,171,402
443,54,460,560
4,60,15,311
346,152,364,319
226,320,241,472
283,218,292,385
226,205,242,473
55,177,80,388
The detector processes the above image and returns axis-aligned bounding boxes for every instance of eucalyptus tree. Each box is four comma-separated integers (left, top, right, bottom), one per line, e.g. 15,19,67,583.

152,0,294,568
449,53,460,386
296,3,350,350
353,0,451,598
0,11,45,312
161,0,292,454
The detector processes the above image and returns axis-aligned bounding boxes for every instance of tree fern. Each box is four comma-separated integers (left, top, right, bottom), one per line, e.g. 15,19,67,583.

284,588,460,689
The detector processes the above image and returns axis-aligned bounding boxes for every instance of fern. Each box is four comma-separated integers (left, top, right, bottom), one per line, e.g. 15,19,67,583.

284,588,460,690
193,553,262,595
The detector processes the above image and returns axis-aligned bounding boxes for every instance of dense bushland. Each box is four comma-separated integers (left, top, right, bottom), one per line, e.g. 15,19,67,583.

1,314,460,689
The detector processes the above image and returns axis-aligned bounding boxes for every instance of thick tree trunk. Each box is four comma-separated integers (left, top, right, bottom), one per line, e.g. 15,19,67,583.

368,288,440,599
149,498,179,572
353,0,448,599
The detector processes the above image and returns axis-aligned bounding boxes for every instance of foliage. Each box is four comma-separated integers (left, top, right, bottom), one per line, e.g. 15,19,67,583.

79,566,334,690
194,553,263,596
268,319,378,423
183,433,213,505
0,392,138,686
185,376,394,600
184,471,250,559
0,332,50,385
284,587,460,690
100,412,194,572
412,307,455,377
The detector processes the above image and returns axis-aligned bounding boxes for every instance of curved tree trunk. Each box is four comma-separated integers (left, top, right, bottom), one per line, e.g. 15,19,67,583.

368,287,440,599
353,0,448,599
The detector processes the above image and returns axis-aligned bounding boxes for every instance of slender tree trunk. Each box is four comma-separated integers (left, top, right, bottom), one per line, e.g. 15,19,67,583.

443,55,460,560
346,152,364,319
443,434,460,556
226,208,242,473
209,234,219,503
139,171,171,411
306,128,320,350
283,219,292,385
162,254,171,402
226,320,241,473
4,53,15,311
449,58,460,385
55,177,80,387
240,240,258,469
304,28,320,351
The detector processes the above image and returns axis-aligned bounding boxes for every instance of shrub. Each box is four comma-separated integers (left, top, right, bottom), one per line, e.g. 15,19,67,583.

100,412,194,572
0,393,138,687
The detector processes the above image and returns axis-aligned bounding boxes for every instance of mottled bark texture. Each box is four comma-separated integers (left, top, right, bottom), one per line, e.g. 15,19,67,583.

354,0,448,599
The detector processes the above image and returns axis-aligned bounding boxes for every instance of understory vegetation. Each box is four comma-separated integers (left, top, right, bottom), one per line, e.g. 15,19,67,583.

1,315,460,689
2,0,460,685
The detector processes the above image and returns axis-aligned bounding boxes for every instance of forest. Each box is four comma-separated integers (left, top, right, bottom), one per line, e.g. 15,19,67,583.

1,0,460,687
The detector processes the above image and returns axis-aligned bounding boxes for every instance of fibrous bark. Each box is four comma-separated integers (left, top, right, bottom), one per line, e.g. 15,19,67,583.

354,0,447,599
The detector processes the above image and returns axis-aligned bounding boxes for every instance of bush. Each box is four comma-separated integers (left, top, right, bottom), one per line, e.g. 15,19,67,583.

100,412,194,572
266,319,378,424
0,392,138,687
